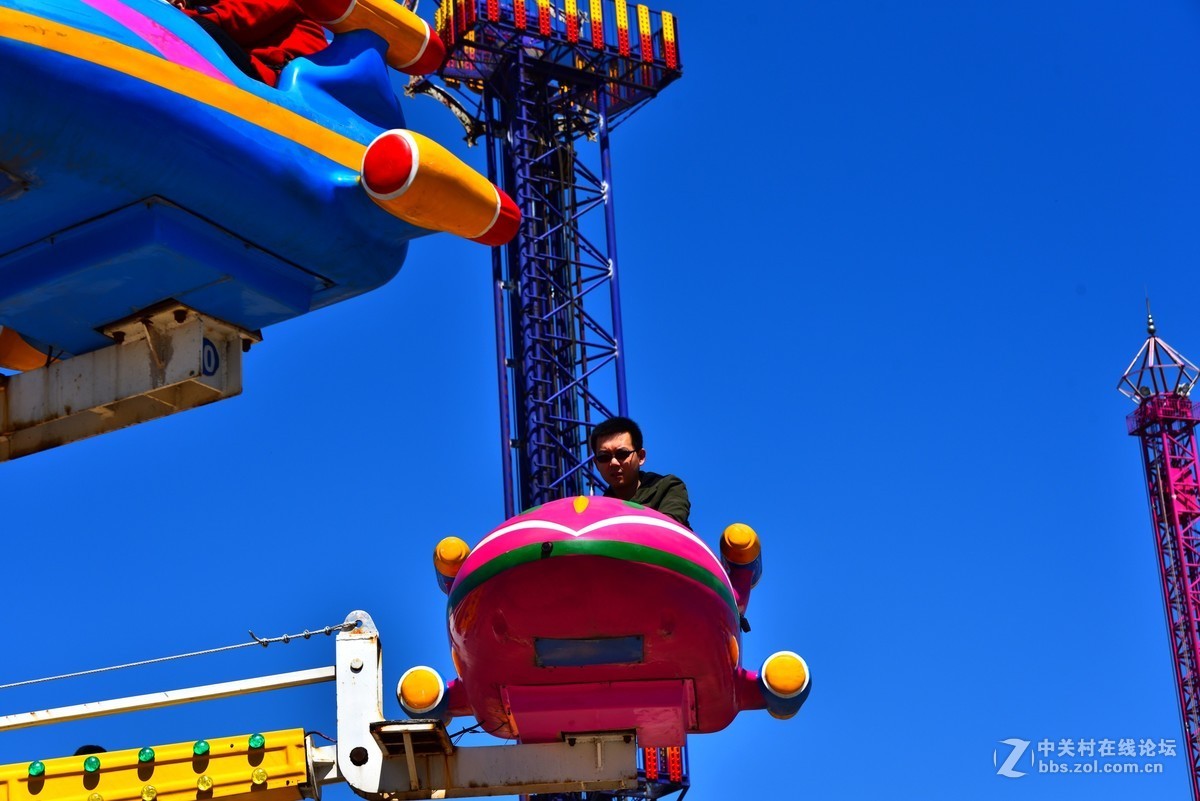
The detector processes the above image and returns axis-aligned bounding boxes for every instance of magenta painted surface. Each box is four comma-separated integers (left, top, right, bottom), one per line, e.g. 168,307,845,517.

439,497,774,745
79,0,233,82
728,564,753,614
502,680,693,744
445,678,471,717
735,668,766,711
457,496,731,592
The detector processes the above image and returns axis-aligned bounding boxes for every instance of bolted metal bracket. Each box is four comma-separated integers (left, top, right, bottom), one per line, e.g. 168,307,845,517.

331,611,640,800
0,302,257,461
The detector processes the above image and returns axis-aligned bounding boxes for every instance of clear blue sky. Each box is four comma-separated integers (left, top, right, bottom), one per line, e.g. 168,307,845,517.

3,0,1199,798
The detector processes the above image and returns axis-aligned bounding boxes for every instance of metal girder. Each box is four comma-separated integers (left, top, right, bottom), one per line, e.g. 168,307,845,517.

431,0,682,517
332,724,637,800
0,303,254,461
1121,318,1200,800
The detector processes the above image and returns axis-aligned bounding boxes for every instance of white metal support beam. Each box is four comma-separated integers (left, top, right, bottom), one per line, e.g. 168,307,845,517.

0,667,335,731
0,303,254,460
335,610,388,794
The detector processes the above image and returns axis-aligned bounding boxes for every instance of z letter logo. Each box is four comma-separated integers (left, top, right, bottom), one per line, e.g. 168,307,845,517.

994,738,1031,778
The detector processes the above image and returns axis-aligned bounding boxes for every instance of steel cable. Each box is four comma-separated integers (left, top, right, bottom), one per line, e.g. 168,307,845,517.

0,621,359,691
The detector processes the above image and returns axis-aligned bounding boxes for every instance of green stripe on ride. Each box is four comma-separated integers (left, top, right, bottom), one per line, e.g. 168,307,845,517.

448,539,737,616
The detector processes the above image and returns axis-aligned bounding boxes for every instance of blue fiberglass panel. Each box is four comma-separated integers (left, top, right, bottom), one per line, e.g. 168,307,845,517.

0,200,325,354
0,3,426,351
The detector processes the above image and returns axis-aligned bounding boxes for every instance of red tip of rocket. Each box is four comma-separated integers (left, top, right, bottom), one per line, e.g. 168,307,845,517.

294,0,352,24
361,131,416,199
471,188,520,246
398,32,446,75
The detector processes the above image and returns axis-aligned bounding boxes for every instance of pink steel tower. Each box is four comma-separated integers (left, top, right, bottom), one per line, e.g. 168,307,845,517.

1119,313,1200,799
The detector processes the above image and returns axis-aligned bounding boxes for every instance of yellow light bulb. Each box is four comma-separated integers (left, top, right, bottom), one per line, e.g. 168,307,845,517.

763,652,807,696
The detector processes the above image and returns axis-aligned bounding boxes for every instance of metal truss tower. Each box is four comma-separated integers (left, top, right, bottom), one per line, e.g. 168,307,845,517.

1119,314,1200,800
428,0,682,517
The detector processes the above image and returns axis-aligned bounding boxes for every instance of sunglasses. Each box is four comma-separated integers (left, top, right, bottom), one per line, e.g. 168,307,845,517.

594,448,637,464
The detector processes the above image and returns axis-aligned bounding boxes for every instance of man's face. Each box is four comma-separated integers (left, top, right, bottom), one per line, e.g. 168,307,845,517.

594,431,646,491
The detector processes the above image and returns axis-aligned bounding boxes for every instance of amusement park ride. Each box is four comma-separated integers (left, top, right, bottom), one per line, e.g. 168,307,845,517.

0,0,812,797
1119,315,1200,800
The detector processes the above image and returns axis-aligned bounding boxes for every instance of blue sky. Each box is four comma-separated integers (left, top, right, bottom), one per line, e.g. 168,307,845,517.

3,0,1200,798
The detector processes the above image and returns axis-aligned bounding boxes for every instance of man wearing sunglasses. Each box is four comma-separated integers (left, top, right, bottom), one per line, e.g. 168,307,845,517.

590,416,691,529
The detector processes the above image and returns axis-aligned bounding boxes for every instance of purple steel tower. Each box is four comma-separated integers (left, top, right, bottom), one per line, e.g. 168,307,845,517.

427,0,682,517
1119,314,1200,799
419,2,687,796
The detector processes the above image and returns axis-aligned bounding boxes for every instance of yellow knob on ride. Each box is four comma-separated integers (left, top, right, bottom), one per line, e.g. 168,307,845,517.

251,769,268,786
197,775,214,792
434,537,470,577
398,666,444,714
721,523,760,565
762,652,807,697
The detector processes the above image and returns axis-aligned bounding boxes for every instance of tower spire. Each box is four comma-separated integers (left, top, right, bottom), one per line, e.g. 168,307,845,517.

1118,316,1199,403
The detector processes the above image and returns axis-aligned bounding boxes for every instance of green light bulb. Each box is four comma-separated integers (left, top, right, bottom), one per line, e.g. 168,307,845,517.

28,761,45,778
138,748,154,763
193,740,210,756
83,756,101,774
248,733,265,749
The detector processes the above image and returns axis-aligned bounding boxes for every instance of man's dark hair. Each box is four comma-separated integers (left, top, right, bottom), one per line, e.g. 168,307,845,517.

590,416,643,453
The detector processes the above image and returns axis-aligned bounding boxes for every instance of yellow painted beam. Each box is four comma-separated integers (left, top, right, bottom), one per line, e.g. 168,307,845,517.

0,730,308,801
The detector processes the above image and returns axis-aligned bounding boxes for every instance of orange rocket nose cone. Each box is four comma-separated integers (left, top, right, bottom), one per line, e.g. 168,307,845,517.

362,131,416,199
470,189,520,247
363,130,519,245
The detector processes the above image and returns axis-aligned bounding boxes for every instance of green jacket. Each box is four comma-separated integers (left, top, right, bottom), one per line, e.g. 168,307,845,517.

604,470,691,529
